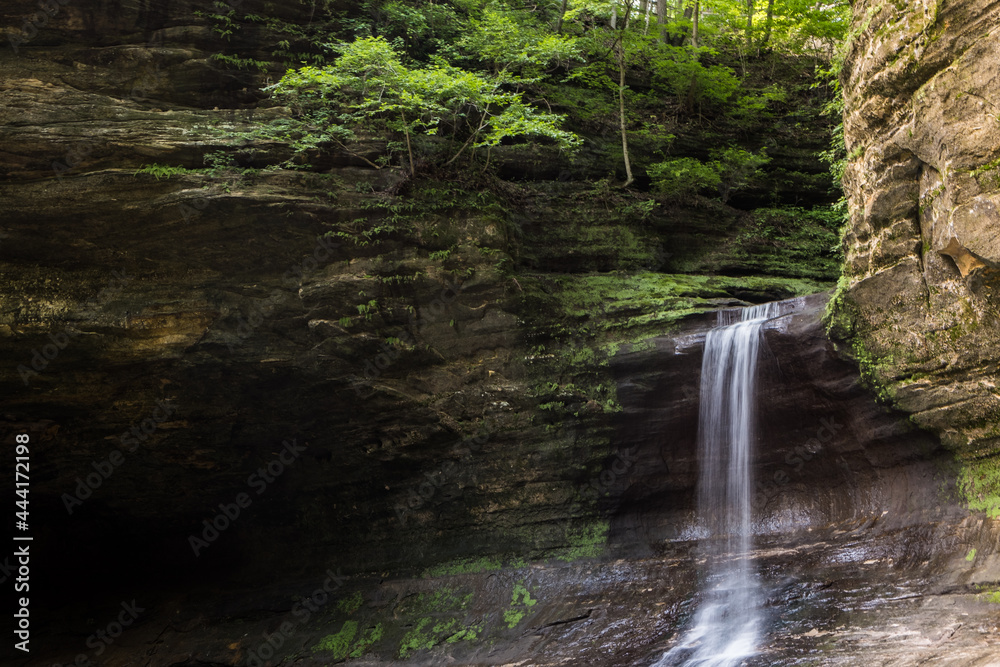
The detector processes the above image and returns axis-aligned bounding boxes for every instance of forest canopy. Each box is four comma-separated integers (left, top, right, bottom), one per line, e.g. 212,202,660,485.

214,0,849,186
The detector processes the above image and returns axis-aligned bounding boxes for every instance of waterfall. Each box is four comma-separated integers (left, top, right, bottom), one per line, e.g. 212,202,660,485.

654,302,780,667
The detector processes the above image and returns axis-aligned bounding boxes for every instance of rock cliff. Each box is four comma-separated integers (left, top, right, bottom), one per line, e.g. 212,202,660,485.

833,0,1000,515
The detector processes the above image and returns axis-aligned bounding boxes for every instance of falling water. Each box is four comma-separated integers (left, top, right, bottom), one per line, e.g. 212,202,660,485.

653,302,781,667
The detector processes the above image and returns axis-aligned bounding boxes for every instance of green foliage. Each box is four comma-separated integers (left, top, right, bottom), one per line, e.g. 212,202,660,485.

648,157,722,199
763,0,852,57
338,590,364,614
711,146,770,202
692,0,849,57
399,618,435,658
651,46,740,110
353,0,465,62
196,5,240,41
958,454,1000,519
460,7,582,75
315,620,358,658
422,555,503,577
357,299,379,320
647,145,769,202
350,623,384,658
210,52,269,71
503,580,538,628
727,85,789,129
732,205,842,280
134,164,196,180
556,522,608,562
265,36,580,170
394,585,482,658
446,624,482,642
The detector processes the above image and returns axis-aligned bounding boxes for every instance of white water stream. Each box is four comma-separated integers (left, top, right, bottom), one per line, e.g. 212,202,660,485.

653,303,781,667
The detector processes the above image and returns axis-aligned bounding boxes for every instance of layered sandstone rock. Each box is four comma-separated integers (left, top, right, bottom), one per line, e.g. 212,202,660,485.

834,0,1000,497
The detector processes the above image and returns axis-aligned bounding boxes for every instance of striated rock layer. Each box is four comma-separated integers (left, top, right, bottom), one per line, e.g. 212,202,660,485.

833,0,1000,509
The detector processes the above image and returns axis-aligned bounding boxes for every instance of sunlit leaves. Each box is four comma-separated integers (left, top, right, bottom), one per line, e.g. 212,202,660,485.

648,145,770,201
459,8,583,75
651,45,741,109
265,36,580,169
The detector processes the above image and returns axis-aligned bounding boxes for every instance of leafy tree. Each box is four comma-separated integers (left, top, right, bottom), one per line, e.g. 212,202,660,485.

692,0,849,57
265,36,580,174
344,0,466,62
564,0,644,186
648,145,769,201
458,6,582,76
648,157,722,198
711,145,770,202
651,45,740,112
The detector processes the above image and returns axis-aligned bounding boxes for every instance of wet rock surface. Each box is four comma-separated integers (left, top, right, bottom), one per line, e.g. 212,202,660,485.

21,294,1000,666
28,518,1000,666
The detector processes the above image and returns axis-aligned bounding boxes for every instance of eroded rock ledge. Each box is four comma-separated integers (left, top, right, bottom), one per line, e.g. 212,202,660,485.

834,0,1000,509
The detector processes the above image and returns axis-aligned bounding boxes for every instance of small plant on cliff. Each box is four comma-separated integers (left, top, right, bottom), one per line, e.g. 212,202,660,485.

648,157,722,199
712,146,770,202
135,164,196,180
647,146,768,202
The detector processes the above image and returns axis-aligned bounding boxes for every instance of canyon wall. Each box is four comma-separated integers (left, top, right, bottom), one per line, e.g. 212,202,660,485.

833,0,1000,513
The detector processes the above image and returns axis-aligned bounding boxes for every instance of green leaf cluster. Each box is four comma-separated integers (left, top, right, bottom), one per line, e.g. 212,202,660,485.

265,36,580,169
651,46,741,110
460,7,583,76
648,145,769,201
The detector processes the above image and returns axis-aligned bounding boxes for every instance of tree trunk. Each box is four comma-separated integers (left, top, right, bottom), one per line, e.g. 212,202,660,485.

761,0,775,48
616,38,634,187
692,0,699,49
745,0,755,52
618,54,634,187
656,0,667,43
555,0,569,33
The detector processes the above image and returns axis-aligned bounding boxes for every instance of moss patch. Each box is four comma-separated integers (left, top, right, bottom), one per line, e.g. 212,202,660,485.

399,618,436,658
422,556,504,578
315,620,358,659
337,590,363,614
504,581,539,628
958,454,1000,519
554,522,609,562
